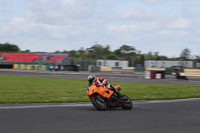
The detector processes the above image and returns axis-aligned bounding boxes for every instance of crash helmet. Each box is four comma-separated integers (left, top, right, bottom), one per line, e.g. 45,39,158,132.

95,77,108,86
87,74,97,83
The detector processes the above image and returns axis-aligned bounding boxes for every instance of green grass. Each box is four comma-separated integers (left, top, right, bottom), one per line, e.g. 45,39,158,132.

0,75,200,103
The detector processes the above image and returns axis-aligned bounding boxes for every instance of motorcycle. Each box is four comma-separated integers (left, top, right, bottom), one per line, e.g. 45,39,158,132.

87,83,132,111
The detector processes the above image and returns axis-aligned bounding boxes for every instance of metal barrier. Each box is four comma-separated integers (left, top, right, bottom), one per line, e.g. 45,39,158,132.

184,69,200,76
89,66,135,73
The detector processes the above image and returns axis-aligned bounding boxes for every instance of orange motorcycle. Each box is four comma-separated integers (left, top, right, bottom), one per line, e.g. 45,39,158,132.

87,83,132,111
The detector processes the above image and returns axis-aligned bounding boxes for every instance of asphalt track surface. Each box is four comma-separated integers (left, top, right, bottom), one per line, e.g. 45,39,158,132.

0,99,200,133
0,69,200,133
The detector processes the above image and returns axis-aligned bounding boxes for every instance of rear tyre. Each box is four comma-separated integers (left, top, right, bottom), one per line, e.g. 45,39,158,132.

121,95,132,110
91,95,107,111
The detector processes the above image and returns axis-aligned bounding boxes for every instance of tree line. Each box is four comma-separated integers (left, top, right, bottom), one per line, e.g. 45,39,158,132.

0,42,199,63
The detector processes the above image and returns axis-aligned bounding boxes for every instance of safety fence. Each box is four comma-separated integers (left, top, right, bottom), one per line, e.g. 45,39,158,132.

146,68,200,76
1,64,200,77
12,64,79,71
13,64,50,70
88,66,135,73
89,66,200,77
89,66,166,74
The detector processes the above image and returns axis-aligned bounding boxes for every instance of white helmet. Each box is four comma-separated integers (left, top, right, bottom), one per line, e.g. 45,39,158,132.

87,74,97,83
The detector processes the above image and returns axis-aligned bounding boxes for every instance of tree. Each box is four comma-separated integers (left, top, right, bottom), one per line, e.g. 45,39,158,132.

144,52,168,60
179,48,191,60
134,54,145,67
68,50,77,57
0,43,20,52
159,55,168,60
144,52,154,60
86,44,112,58
114,49,121,56
77,47,86,58
105,53,117,59
114,45,136,59
120,45,136,54
103,45,111,55
54,50,62,53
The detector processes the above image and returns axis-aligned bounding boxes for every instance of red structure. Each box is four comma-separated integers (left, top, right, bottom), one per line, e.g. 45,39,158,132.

48,55,67,63
0,53,67,63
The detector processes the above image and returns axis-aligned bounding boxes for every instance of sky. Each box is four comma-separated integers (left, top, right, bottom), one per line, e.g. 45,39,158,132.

0,0,200,57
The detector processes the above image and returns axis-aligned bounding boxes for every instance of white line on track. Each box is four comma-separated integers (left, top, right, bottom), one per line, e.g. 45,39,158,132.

0,98,200,110
133,98,200,105
0,103,92,110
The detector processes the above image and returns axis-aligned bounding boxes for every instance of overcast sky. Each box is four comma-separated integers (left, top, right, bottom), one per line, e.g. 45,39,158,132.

0,0,200,57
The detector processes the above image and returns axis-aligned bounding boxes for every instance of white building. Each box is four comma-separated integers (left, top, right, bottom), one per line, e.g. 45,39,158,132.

145,60,194,68
96,60,128,67
197,63,200,67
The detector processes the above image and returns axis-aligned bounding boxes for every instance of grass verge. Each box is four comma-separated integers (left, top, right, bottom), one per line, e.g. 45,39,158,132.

0,75,200,103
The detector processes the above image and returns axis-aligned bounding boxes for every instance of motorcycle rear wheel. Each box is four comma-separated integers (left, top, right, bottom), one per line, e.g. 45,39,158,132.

91,95,107,111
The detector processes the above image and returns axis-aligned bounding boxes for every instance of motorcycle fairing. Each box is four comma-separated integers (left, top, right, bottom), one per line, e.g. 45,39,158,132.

87,83,114,99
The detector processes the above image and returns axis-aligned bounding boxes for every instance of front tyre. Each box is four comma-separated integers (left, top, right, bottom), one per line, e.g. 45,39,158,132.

121,95,132,110
91,95,107,111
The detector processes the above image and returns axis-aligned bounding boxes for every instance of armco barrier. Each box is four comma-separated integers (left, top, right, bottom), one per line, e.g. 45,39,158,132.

17,64,20,69
122,67,134,70
100,67,112,72
122,67,134,73
166,68,183,75
38,65,43,70
1,64,50,70
13,64,18,69
89,66,135,73
99,66,135,73
184,69,200,76
165,68,174,75
13,64,78,71
89,66,100,72
0,64,13,69
20,64,25,70
26,65,34,70
146,68,166,71
42,65,45,70
26,65,30,70
45,65,50,70
134,67,145,72
34,65,38,70
24,65,27,69
112,67,122,73
63,65,79,71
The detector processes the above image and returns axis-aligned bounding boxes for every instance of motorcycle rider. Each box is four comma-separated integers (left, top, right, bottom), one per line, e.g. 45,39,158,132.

87,74,122,98
87,74,97,89
173,68,188,80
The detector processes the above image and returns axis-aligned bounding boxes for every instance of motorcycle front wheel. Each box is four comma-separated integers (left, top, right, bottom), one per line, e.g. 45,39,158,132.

121,94,132,110
91,94,107,111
